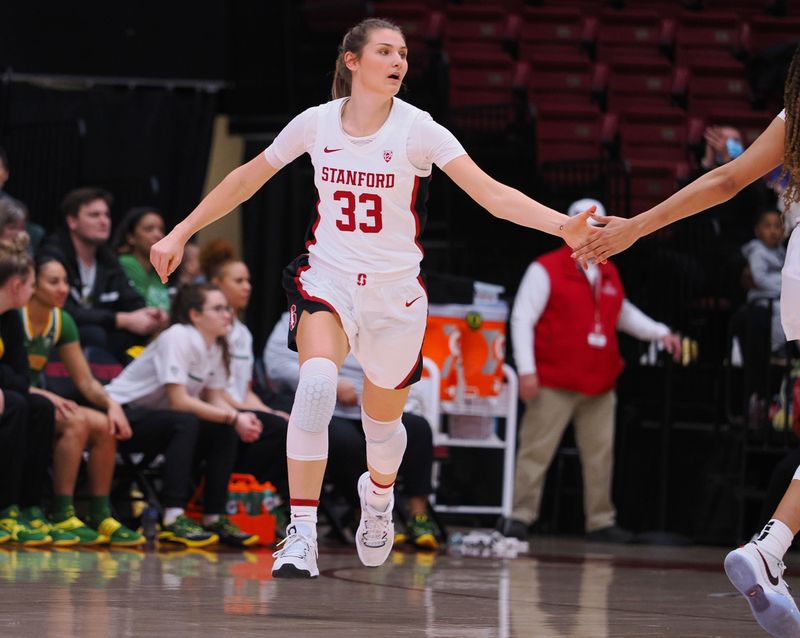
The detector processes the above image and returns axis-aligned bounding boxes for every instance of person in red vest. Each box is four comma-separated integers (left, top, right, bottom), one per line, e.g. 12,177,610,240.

500,198,682,543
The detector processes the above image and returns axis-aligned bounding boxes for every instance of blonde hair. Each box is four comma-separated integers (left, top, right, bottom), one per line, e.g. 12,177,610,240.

0,232,32,287
331,18,404,100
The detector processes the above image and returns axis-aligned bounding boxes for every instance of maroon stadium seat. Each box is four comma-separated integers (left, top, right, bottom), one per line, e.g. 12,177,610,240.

626,160,690,214
742,16,800,54
449,57,529,107
686,59,752,115
675,12,744,66
443,6,520,62
619,106,691,162
606,58,687,112
518,6,595,60
527,55,605,109
535,104,617,163
704,108,775,146
595,9,673,63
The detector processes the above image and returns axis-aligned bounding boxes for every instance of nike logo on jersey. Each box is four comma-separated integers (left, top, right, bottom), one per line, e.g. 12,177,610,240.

405,296,423,307
756,548,781,586
323,146,342,153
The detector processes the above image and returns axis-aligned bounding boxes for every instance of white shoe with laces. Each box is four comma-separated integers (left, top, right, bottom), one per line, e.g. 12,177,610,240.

271,524,319,578
725,542,800,637
356,471,394,567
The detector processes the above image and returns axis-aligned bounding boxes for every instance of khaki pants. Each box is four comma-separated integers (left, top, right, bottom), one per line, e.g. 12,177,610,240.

512,387,617,532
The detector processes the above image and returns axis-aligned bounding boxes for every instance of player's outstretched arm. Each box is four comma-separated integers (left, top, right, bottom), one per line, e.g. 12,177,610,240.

572,115,786,264
440,154,598,249
151,154,280,283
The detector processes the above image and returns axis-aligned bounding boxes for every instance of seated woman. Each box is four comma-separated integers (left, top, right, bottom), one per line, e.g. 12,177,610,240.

22,254,143,546
0,234,58,546
112,206,170,314
198,239,289,497
105,283,263,547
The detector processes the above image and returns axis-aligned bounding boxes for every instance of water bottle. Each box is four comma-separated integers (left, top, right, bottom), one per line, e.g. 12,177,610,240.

141,506,159,543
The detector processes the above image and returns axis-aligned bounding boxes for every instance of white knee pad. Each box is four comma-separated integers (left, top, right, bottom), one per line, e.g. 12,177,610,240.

286,357,338,461
793,464,800,482
362,408,407,475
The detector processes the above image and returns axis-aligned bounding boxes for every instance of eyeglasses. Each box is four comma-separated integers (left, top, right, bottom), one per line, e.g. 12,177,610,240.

203,304,233,315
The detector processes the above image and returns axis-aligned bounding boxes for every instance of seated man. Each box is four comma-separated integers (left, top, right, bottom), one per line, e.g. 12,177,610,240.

38,187,166,363
260,311,439,550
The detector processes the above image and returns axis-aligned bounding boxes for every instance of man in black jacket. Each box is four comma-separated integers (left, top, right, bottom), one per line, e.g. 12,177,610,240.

39,187,166,362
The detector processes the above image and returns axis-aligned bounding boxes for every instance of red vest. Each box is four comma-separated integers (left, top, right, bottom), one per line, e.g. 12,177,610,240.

534,246,625,395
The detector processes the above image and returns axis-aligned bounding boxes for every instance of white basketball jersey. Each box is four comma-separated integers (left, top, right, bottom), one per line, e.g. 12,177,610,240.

307,97,431,275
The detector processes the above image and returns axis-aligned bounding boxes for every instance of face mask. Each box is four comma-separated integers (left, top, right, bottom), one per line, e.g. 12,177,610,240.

726,138,744,160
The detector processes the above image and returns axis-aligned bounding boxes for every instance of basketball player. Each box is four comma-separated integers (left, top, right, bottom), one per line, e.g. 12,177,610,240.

573,46,800,638
151,18,597,579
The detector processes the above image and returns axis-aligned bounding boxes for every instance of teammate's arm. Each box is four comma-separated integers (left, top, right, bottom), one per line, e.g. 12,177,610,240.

572,115,786,264
151,154,279,282
440,154,596,249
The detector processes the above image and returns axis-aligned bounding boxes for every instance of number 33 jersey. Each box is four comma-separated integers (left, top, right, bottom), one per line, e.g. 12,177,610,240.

264,97,465,275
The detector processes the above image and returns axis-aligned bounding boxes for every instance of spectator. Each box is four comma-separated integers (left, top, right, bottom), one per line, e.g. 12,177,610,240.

198,238,290,498
22,254,143,546
264,311,439,550
0,233,62,546
499,199,682,543
105,283,262,547
0,197,27,241
742,209,787,353
38,187,166,363
112,207,170,312
0,146,45,252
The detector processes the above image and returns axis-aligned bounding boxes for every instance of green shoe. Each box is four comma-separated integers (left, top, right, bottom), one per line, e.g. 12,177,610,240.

92,516,145,547
23,507,80,547
407,513,439,550
0,528,9,545
203,517,259,548
51,514,108,546
158,515,218,548
0,506,51,547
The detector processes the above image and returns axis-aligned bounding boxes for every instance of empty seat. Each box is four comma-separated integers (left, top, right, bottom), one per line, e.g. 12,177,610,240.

443,6,519,62
370,4,444,82
702,0,770,17
626,160,690,214
518,6,594,60
687,60,752,114
535,104,617,163
606,58,687,112
619,107,690,162
675,12,744,66
743,15,800,54
596,9,673,62
527,55,605,109
449,57,529,107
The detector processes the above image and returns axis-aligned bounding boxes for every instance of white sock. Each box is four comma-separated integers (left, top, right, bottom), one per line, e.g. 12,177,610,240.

365,476,394,513
202,514,220,526
290,502,318,539
163,507,185,527
754,519,794,561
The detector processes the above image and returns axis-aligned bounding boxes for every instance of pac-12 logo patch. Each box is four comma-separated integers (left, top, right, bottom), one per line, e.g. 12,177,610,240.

383,150,393,163
289,304,298,331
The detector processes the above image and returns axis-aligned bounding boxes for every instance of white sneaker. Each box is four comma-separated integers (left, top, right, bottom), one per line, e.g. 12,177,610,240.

356,471,394,567
271,525,319,578
724,542,800,638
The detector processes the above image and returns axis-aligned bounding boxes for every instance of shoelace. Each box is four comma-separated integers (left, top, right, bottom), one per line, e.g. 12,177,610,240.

362,510,392,543
273,532,316,560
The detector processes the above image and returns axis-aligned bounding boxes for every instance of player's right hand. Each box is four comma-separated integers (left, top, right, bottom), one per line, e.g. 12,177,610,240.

150,233,185,284
518,373,540,402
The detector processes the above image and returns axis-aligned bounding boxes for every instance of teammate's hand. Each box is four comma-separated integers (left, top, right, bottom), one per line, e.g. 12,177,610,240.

571,215,641,265
150,233,186,284
561,205,599,267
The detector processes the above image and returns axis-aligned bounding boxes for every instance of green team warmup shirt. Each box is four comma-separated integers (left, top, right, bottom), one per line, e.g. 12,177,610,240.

21,306,79,387
119,254,170,311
